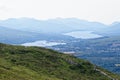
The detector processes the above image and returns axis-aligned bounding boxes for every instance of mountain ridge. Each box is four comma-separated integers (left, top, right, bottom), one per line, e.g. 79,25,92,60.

0,26,74,44
0,18,108,34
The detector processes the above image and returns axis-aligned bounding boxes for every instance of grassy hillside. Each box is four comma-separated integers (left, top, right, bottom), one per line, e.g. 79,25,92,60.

0,43,119,80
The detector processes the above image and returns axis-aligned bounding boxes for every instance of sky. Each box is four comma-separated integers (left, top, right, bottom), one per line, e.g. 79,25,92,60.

0,0,120,24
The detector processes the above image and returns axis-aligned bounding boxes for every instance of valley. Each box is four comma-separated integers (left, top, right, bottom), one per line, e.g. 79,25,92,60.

0,18,120,75
50,36,120,74
0,0,120,79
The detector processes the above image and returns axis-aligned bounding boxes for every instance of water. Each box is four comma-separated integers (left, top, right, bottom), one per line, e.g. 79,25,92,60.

64,31,103,39
21,40,66,47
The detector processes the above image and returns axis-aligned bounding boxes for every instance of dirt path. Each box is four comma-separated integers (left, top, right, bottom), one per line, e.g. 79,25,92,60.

95,68,118,80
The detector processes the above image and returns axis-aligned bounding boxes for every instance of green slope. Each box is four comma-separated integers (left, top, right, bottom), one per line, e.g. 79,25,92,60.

0,43,119,80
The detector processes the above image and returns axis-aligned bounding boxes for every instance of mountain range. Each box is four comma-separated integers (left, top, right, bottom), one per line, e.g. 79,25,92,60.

0,18,119,44
0,17,120,79
0,18,111,33
0,18,120,36
0,26,74,44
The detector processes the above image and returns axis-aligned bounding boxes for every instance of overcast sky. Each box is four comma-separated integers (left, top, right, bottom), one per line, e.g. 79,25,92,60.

0,0,120,24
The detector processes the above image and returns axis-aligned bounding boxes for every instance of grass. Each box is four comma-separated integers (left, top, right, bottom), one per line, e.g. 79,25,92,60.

0,43,119,80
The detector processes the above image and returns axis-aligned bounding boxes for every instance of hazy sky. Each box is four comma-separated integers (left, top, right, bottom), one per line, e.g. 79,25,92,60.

0,0,120,24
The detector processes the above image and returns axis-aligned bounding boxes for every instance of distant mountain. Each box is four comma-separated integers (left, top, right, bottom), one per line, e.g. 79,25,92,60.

0,26,74,44
100,22,120,36
0,18,74,33
0,17,119,38
109,22,120,34
0,18,107,34
49,18,107,31
0,26,42,44
0,43,119,80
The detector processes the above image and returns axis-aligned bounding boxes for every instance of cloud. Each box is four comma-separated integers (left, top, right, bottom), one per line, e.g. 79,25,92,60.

0,5,9,12
0,0,120,24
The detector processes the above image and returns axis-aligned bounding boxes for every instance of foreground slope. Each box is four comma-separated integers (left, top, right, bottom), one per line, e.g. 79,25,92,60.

0,43,119,80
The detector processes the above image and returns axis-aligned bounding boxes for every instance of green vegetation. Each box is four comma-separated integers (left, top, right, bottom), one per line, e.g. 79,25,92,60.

0,43,119,80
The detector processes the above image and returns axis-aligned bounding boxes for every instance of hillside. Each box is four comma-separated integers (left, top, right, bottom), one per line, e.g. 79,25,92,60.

0,43,120,80
0,26,74,44
0,26,42,44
